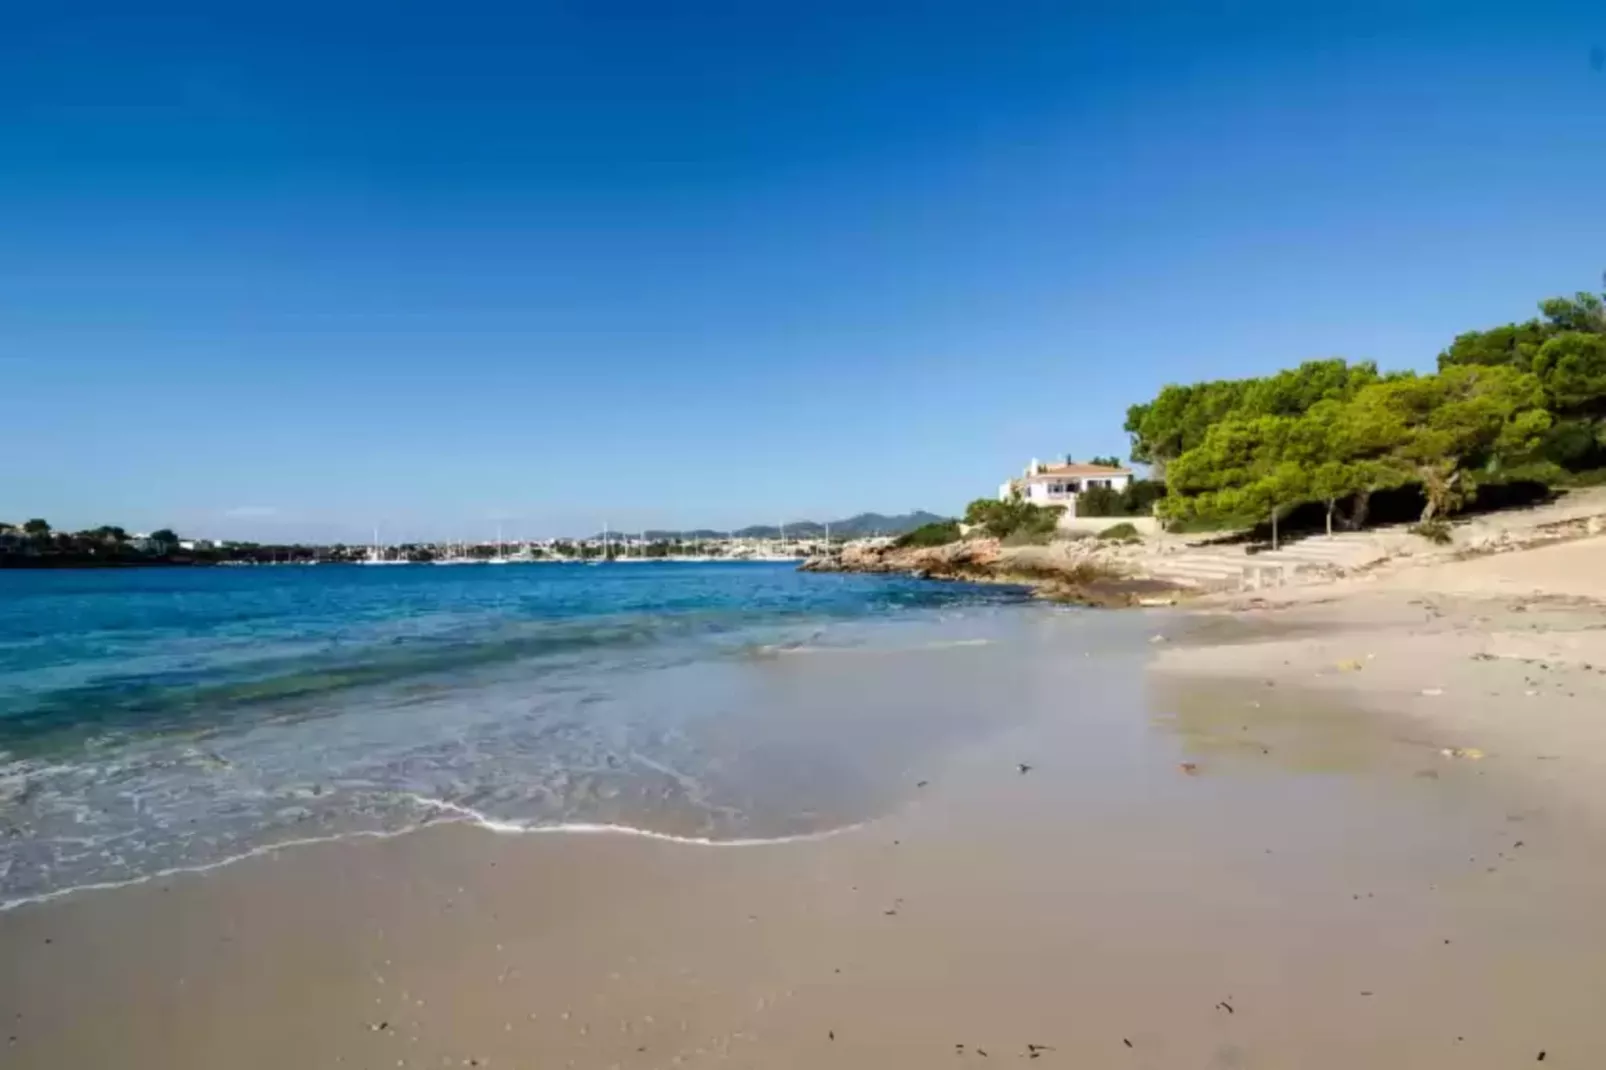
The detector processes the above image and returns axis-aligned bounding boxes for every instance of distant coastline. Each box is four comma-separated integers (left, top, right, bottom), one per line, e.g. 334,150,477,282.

0,511,951,570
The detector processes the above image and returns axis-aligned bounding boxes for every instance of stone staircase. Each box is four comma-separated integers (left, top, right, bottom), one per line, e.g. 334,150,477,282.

1144,532,1392,591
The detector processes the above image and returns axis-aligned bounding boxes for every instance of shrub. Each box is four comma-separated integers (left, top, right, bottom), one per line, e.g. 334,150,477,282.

1000,529,1054,547
895,520,961,549
1077,479,1167,518
1410,518,1454,544
963,497,1062,540
1076,484,1124,518
1097,522,1142,541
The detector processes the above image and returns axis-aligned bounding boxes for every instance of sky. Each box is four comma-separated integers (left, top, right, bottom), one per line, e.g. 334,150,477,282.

4,1,1606,542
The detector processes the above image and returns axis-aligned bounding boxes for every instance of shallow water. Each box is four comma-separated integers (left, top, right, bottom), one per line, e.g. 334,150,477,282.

0,562,1044,903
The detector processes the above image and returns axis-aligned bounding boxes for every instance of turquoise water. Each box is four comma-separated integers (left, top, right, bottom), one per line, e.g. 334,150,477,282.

0,562,1034,903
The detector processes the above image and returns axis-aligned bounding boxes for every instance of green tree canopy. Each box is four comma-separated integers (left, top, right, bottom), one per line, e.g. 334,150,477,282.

1125,359,1381,475
1538,292,1606,335
1136,279,1596,538
22,518,51,537
1124,378,1251,472
1338,365,1549,520
1437,320,1550,374
1532,332,1606,416
1158,365,1549,532
1162,414,1318,545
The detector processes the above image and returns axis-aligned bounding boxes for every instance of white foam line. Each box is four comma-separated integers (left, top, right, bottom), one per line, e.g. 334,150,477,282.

759,637,995,658
407,795,866,847
0,825,426,913
0,801,865,913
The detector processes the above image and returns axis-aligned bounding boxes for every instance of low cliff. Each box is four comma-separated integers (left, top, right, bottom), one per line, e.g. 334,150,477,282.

800,537,1187,608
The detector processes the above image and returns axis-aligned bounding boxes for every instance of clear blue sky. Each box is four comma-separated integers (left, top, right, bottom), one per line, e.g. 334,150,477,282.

4,1,1605,541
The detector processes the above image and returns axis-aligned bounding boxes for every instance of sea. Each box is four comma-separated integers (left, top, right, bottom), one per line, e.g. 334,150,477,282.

0,561,1103,907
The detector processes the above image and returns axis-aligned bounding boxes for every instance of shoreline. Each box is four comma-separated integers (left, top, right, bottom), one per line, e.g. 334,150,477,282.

0,808,872,916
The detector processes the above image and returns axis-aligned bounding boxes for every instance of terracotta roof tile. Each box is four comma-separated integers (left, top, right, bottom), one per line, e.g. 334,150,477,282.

1024,463,1131,480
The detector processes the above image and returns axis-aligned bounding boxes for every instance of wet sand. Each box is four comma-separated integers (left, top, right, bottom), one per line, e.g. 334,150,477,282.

6,570,1606,1067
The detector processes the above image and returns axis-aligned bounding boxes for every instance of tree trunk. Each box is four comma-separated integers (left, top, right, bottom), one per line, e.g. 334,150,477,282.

1419,464,1462,524
1349,489,1372,531
1325,499,1335,537
1271,507,1279,551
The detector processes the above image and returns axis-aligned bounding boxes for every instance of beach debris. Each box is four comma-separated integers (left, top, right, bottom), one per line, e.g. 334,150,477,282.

1123,1038,1133,1048
1149,634,1167,643
370,1021,391,1032
976,1048,988,1057
1537,1052,1546,1061
916,780,929,788
1178,762,1199,775
1360,991,1373,997
1421,688,1444,697
1217,1001,1234,1014
1440,747,1485,760
1017,763,1033,775
1336,659,1364,672
828,1031,834,1041
1026,1043,1055,1054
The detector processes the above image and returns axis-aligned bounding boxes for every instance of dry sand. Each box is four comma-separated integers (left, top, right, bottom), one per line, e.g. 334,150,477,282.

6,542,1606,1067
1170,534,1606,815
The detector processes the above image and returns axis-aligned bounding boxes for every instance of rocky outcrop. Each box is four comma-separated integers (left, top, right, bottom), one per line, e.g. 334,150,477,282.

801,537,1189,608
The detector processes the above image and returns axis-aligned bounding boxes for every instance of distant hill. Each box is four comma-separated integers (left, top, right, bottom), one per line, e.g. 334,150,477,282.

634,511,949,541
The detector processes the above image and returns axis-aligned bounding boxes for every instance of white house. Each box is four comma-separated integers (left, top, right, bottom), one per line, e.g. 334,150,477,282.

997,458,1132,517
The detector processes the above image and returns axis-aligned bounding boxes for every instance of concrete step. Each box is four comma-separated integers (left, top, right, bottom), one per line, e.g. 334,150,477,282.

1262,544,1360,561
1151,558,1252,577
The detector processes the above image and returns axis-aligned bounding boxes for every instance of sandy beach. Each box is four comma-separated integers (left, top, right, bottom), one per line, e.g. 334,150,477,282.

6,543,1606,1067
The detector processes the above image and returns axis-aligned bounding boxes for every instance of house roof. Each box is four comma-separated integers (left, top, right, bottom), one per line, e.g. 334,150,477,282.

1022,463,1131,481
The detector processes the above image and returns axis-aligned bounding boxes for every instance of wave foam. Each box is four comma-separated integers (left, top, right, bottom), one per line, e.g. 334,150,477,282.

0,800,864,913
405,795,864,847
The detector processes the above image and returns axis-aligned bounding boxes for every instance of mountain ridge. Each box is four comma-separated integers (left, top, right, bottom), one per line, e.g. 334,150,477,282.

633,511,949,541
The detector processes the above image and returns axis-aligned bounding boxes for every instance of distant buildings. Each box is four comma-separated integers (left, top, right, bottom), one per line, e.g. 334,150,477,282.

997,458,1132,517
